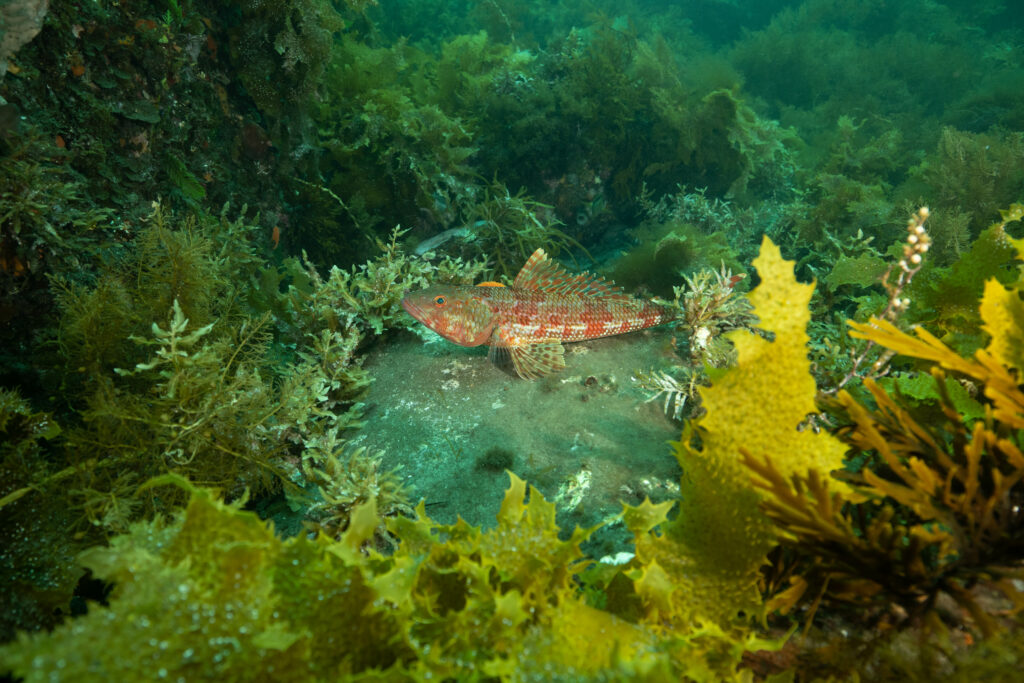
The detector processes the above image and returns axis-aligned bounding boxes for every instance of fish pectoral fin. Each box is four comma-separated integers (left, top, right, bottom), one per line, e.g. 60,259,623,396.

507,341,566,380
488,326,566,379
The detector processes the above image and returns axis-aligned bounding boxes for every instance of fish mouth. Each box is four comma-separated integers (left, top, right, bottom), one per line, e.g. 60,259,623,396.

401,295,423,321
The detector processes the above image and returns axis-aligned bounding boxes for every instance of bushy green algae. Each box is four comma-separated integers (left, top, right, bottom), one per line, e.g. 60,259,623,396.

0,476,668,681
7,230,1024,679
4,238,835,682
0,183,502,648
1,478,406,681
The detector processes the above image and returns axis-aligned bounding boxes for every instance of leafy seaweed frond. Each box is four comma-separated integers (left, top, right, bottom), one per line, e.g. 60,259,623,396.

626,237,848,640
746,238,1024,639
280,225,487,342
303,432,413,547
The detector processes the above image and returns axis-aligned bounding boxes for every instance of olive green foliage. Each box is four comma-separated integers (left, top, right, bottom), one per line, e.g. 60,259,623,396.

462,180,585,278
913,127,1024,239
0,125,113,367
48,205,455,543
803,201,1021,395
789,116,909,250
48,204,347,528
724,0,1024,329
729,0,983,132
271,227,488,344
0,388,80,642
2,204,452,639
305,34,479,264
452,25,791,223
608,218,744,299
319,13,792,255
906,205,1024,350
0,128,112,276
229,0,342,120
303,435,412,545
641,186,785,265
939,619,1024,683
0,476,698,680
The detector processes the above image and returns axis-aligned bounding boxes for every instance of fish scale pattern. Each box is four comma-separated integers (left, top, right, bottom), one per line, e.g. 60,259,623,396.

402,248,673,378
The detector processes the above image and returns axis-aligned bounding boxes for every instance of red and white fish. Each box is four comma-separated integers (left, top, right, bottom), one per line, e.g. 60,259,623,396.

401,248,673,379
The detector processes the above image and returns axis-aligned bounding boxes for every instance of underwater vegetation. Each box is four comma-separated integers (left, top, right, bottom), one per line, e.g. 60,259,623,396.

2,0,1024,679
4,228,1024,680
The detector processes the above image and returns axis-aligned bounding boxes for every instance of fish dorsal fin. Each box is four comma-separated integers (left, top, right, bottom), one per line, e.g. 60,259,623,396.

513,248,627,299
476,281,506,287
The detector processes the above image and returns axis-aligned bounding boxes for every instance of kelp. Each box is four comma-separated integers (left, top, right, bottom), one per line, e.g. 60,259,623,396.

742,213,1024,645
622,237,848,644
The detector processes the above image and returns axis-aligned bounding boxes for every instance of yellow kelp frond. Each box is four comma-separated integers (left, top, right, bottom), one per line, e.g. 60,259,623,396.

979,205,1024,374
848,318,1024,429
753,239,1024,639
626,236,848,634
2,476,682,680
699,236,850,483
381,472,669,679
1,485,376,680
981,278,1024,374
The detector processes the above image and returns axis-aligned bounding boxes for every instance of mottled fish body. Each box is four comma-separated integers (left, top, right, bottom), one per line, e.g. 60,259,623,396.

402,248,672,379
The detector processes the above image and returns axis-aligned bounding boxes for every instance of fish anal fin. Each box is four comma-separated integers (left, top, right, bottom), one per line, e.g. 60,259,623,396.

513,248,627,300
507,341,566,380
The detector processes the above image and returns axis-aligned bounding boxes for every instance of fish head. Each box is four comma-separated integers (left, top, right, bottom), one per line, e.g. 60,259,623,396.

402,285,496,347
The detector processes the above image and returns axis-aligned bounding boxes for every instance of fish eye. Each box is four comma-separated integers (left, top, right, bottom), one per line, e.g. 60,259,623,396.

433,296,446,306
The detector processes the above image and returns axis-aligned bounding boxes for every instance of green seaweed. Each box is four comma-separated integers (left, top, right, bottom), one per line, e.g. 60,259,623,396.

3,1,1024,678
463,180,586,278
44,203,373,537
607,219,745,299
0,388,80,642
0,476,676,680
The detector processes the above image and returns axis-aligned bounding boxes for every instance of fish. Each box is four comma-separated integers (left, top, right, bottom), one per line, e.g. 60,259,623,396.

401,248,673,379
413,220,486,256
413,226,470,256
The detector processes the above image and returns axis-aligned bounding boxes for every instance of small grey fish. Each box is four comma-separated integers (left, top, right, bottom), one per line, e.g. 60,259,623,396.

413,221,485,256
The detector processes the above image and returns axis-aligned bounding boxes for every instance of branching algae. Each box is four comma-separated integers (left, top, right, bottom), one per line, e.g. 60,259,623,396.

3,228,1024,680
